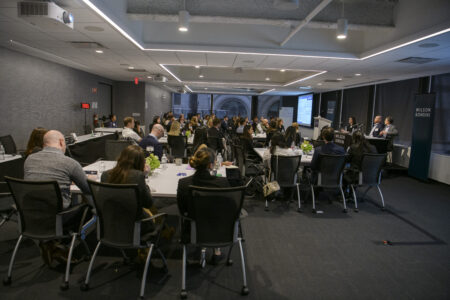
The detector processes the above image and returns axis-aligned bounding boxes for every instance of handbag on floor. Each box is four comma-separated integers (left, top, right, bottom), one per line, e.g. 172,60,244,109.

263,181,280,197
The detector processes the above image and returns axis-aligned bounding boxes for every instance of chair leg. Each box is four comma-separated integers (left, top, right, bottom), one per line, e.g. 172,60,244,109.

80,241,101,291
180,245,187,299
238,238,249,296
339,187,347,213
139,243,154,299
311,185,316,213
156,248,169,273
226,244,234,266
350,185,358,212
376,185,385,210
296,184,302,213
61,233,77,290
3,234,23,286
239,221,245,242
264,197,269,211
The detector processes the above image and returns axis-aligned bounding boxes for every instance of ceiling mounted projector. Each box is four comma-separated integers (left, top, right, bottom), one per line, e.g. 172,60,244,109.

154,74,168,83
18,1,74,30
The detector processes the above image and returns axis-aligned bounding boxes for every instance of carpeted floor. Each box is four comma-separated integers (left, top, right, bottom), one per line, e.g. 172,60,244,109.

0,175,449,300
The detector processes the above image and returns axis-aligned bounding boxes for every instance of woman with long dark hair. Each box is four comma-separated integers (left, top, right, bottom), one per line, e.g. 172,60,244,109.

24,127,48,158
240,124,258,158
285,125,301,148
262,132,295,168
149,116,161,133
344,130,377,185
101,145,153,220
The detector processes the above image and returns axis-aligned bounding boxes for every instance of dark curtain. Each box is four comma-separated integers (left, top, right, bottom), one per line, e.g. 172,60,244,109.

320,91,341,129
375,78,419,146
341,86,371,133
431,72,450,154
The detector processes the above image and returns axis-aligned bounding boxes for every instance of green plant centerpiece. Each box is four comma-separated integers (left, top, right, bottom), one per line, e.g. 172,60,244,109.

185,130,191,138
301,140,313,154
146,153,160,175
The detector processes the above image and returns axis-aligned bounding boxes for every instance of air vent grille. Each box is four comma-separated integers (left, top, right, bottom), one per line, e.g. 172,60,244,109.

18,2,48,16
324,79,341,83
397,57,439,64
127,69,147,72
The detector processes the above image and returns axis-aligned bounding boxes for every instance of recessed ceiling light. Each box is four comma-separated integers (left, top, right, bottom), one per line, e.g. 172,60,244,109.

128,66,134,69
317,83,323,86
95,49,103,54
199,74,204,78
147,76,152,79
195,65,200,69
337,78,342,81
178,10,190,32
265,77,270,81
280,69,286,72
355,73,361,76
204,87,208,90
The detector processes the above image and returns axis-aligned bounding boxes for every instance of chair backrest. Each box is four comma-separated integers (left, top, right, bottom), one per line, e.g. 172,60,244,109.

88,180,141,247
0,135,17,154
105,140,133,160
168,135,186,158
270,155,301,187
5,176,63,238
317,154,347,187
189,185,246,247
360,154,386,185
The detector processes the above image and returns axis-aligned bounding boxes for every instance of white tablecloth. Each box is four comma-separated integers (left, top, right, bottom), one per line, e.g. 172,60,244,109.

73,133,114,144
95,127,123,133
253,148,313,165
71,161,227,198
0,154,22,164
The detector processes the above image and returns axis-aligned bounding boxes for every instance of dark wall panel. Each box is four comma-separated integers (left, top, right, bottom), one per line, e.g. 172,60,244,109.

341,86,371,132
431,73,450,153
0,47,112,149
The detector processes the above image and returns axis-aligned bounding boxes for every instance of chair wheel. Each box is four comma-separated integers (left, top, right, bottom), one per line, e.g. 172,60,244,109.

342,209,348,213
3,277,11,286
297,208,303,213
80,283,89,291
354,208,359,213
241,286,249,295
60,281,69,291
226,259,233,266
180,290,188,299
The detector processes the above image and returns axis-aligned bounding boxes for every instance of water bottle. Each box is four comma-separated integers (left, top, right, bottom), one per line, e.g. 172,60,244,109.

161,154,168,165
0,143,5,160
217,153,223,167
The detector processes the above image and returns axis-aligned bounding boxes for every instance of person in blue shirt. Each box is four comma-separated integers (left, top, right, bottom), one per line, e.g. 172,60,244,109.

107,114,118,128
139,124,164,160
369,115,385,137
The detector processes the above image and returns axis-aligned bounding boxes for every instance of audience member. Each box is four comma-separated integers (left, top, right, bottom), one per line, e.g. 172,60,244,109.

262,132,296,168
251,116,259,132
236,117,246,134
122,117,142,143
149,116,161,132
276,118,285,133
133,120,144,138
168,120,182,136
344,131,377,185
179,114,186,127
139,124,164,160
177,147,229,264
266,120,278,145
221,116,230,132
285,125,301,147
241,124,258,158
107,114,118,128
207,118,224,152
24,127,48,158
311,127,346,170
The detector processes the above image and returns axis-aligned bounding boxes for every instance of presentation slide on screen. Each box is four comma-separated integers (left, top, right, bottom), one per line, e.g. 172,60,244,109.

297,94,313,126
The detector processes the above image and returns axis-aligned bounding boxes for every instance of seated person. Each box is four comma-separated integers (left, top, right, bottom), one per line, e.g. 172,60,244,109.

262,133,296,169
101,145,155,232
256,118,268,134
240,124,258,159
379,116,398,138
168,120,182,136
133,120,144,138
122,117,142,143
310,127,346,171
344,131,377,185
24,127,48,158
24,130,90,210
265,120,278,145
276,118,285,133
139,124,164,160
107,114,118,128
343,116,357,133
149,116,161,133
369,115,385,138
177,148,230,264
285,125,301,148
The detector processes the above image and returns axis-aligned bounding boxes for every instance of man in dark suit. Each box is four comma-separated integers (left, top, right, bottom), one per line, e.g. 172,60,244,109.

311,127,346,170
221,116,229,133
380,116,398,138
369,115,385,138
139,124,164,160
207,118,224,152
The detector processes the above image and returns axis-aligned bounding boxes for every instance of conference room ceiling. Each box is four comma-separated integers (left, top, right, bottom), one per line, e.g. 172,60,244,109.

0,0,450,95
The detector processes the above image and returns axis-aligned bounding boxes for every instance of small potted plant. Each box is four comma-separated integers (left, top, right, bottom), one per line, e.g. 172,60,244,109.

146,153,160,175
300,140,313,155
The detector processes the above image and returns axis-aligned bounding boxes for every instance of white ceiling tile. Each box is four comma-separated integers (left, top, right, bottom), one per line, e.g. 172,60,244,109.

175,52,207,66
257,56,297,69
206,53,236,67
233,54,266,68
147,51,182,65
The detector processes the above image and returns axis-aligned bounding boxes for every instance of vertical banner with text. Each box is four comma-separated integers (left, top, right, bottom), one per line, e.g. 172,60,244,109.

408,94,436,180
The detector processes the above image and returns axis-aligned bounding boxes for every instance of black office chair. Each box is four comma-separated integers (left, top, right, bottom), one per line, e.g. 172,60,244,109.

310,154,348,213
0,135,17,155
168,135,187,158
233,145,263,178
3,176,92,290
180,185,249,298
81,181,168,299
0,182,16,229
104,140,133,160
350,154,387,211
268,155,302,212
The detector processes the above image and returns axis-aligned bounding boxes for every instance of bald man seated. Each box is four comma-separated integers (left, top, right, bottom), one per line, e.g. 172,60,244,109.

24,130,91,209
139,124,164,160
